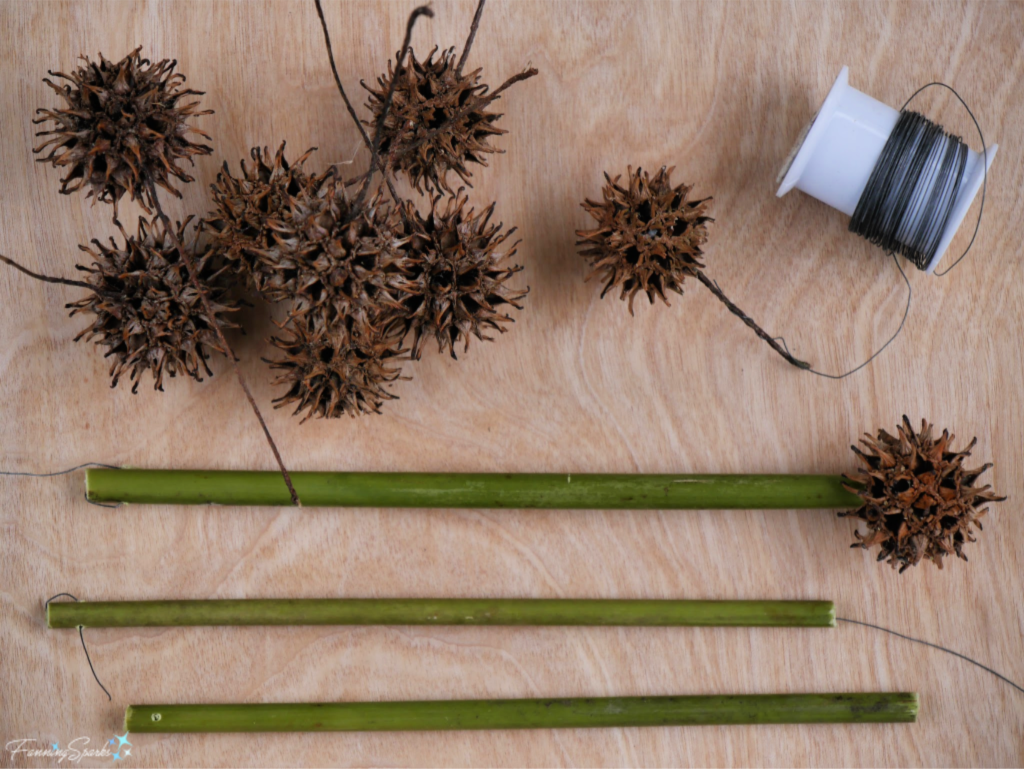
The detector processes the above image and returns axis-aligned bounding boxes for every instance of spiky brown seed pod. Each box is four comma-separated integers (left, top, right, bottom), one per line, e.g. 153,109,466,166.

204,142,315,293
33,48,212,215
363,46,506,194
841,416,1006,572
266,314,405,421
576,166,712,314
67,216,239,393
260,170,412,326
396,191,527,359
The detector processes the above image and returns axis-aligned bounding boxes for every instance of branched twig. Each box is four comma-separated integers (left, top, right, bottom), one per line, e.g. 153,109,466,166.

691,269,811,369
145,178,302,506
0,253,92,290
456,0,486,76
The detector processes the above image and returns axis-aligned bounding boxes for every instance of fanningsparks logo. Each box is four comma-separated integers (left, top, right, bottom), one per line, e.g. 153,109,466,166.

5,732,132,763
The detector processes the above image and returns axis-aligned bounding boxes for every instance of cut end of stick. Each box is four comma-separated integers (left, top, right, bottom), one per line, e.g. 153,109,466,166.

84,469,97,504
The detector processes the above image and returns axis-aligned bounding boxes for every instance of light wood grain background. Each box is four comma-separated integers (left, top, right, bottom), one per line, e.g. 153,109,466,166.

1,1,1022,766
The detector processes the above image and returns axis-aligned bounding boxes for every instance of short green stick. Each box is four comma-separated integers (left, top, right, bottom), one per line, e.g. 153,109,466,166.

125,693,918,732
85,469,860,509
47,598,835,628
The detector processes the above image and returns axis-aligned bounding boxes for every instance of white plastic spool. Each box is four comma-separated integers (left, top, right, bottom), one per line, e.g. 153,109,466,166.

776,67,997,274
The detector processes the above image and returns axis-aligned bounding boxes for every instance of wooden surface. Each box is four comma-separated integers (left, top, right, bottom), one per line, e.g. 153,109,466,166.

1,1,1022,766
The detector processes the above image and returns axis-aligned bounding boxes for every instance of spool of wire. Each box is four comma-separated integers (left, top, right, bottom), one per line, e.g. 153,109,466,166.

777,67,995,274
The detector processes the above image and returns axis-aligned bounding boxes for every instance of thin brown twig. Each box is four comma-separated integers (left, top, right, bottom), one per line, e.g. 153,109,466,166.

691,269,811,369
313,0,376,160
145,178,302,506
456,0,486,76
314,0,420,223
0,253,92,290
488,67,540,99
354,3,434,210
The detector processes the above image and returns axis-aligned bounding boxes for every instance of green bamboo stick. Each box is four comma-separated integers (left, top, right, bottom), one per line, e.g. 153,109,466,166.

85,469,861,509
46,598,835,628
125,693,918,733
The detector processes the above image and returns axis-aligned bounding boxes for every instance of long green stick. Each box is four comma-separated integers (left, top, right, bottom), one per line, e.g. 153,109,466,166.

47,598,835,628
85,469,860,509
126,693,918,732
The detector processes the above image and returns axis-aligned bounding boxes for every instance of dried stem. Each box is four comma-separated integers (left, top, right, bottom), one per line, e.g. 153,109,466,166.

456,0,486,76
0,253,92,290
354,3,433,210
313,0,405,217
145,178,301,507
691,269,810,369
482,66,540,99
313,0,375,159
311,0,423,222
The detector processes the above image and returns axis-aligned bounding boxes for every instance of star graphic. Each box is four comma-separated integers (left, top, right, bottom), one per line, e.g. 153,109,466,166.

113,732,132,749
123,748,132,757
109,738,117,746
112,752,121,761
51,742,59,751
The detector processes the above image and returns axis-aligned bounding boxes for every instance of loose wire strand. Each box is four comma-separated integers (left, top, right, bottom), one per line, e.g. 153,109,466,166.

0,463,123,508
777,253,912,381
45,594,112,701
0,462,119,478
837,616,1023,696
